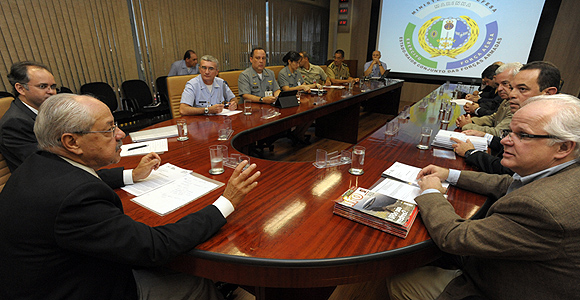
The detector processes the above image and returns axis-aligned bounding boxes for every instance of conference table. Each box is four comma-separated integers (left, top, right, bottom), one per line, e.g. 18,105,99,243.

111,81,487,300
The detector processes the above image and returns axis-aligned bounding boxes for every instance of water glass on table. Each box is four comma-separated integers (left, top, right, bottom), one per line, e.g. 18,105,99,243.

244,100,252,115
417,127,433,150
349,146,365,175
176,119,189,141
209,145,225,175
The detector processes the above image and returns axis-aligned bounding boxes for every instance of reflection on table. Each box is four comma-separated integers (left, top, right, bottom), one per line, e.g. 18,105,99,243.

111,81,486,300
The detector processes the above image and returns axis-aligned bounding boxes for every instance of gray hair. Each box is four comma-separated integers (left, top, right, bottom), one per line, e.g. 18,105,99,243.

496,62,523,77
200,55,219,70
523,94,580,158
34,94,96,151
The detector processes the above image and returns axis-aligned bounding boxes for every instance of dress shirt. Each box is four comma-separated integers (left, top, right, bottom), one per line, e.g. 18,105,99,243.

180,76,235,108
325,62,350,79
298,64,327,84
363,60,388,77
168,60,199,76
238,67,280,97
278,66,302,88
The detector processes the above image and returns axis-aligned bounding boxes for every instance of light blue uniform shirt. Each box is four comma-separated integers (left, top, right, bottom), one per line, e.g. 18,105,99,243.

180,76,235,108
168,60,199,76
363,60,388,77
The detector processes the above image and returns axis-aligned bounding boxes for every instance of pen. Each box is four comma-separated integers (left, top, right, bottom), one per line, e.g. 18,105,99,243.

128,145,147,151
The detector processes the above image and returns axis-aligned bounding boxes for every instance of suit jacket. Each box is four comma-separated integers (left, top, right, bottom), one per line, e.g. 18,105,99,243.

0,98,125,187
0,98,38,171
415,163,580,300
0,151,226,299
462,99,512,136
465,137,513,175
473,93,502,117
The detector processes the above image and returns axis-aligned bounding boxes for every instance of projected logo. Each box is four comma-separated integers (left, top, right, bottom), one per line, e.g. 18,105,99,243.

401,3,500,73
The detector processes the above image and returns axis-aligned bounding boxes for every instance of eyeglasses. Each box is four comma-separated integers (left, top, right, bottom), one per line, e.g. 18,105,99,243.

74,123,118,136
501,129,560,142
23,83,58,91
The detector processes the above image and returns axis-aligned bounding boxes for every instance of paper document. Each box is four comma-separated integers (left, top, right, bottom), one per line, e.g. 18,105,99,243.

131,173,223,216
370,178,421,204
216,109,243,116
129,125,178,142
382,162,449,189
122,163,192,196
432,130,488,151
323,85,345,89
120,139,168,157
451,99,473,106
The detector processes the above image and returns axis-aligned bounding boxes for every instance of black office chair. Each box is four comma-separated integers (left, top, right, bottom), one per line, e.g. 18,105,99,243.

155,76,169,106
121,79,171,123
0,91,14,99
57,86,73,94
80,82,146,132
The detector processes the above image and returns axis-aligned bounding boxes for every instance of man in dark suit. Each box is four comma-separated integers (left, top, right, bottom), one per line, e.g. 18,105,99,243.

0,61,156,187
0,94,261,299
388,94,580,299
0,61,56,171
451,61,561,175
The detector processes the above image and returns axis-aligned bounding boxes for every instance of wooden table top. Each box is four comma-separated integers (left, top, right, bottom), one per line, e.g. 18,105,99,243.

111,82,486,288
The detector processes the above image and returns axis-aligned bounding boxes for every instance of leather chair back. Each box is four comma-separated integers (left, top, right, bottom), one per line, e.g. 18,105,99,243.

217,70,243,103
265,65,284,80
166,74,198,118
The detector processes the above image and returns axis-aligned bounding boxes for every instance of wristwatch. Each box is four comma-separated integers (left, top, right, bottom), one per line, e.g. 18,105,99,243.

259,97,263,102
204,107,209,114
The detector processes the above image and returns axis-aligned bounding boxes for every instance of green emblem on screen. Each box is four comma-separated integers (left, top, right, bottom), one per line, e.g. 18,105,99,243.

418,16,479,59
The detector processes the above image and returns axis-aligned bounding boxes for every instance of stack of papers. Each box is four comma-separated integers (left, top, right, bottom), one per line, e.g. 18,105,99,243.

120,139,168,157
432,130,488,151
123,163,224,215
450,99,473,106
129,125,178,142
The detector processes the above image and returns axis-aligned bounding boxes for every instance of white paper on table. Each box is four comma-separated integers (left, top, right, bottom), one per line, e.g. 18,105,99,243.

370,178,422,204
451,99,473,106
382,162,450,189
216,109,243,116
129,125,178,142
131,172,223,216
120,139,168,157
322,85,345,89
432,130,488,152
121,163,192,196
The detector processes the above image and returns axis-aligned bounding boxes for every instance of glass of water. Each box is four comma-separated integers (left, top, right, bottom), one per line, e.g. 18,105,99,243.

209,145,225,175
416,127,433,150
349,146,365,175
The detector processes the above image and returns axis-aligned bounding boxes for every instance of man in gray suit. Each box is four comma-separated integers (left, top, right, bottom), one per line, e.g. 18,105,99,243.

388,94,580,300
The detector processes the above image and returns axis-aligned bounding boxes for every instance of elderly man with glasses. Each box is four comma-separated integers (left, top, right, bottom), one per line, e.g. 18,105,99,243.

387,94,580,300
0,61,158,187
0,93,261,299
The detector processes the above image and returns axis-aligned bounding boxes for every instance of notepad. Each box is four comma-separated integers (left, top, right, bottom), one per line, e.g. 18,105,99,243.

129,125,178,142
120,139,168,157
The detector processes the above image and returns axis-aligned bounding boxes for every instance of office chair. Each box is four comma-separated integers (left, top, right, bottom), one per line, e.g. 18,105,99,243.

121,79,172,123
80,82,146,132
0,91,14,99
57,86,73,94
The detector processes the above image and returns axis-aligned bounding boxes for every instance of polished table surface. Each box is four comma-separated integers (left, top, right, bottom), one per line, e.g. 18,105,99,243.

111,82,485,293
